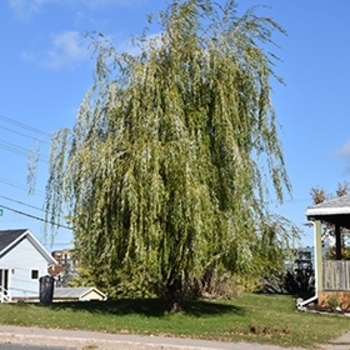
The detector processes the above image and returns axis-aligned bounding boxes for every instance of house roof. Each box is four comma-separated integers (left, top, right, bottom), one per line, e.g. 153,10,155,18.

53,287,107,300
0,229,57,265
0,229,27,252
305,195,350,228
306,195,350,216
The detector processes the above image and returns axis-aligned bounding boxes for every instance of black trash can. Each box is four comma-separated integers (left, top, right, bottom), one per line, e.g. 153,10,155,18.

39,275,55,303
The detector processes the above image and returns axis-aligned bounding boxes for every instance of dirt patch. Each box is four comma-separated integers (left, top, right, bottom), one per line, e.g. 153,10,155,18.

304,303,350,316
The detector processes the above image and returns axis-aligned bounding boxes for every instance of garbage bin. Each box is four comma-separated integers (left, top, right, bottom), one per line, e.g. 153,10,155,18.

39,275,55,303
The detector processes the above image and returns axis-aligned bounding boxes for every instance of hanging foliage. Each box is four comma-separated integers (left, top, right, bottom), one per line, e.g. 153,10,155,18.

39,0,297,311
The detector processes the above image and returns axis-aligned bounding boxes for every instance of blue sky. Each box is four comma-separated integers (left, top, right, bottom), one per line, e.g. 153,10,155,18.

1,0,350,251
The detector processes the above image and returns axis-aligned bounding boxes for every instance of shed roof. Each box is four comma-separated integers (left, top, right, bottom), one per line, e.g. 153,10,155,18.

305,195,350,228
53,287,107,300
306,195,350,216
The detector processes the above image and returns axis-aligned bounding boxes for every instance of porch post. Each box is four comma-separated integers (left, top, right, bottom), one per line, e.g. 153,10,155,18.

335,224,342,260
314,220,323,292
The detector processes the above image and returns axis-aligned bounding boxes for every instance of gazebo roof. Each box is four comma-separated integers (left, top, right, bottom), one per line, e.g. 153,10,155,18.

305,195,350,228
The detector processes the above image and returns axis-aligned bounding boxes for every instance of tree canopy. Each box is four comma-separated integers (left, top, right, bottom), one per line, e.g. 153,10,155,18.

39,0,296,311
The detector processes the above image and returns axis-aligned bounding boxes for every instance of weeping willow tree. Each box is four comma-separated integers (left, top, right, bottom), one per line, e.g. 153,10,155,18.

42,0,297,311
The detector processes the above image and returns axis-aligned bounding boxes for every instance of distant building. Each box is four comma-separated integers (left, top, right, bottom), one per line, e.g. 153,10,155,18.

49,249,77,287
285,246,315,272
294,247,314,271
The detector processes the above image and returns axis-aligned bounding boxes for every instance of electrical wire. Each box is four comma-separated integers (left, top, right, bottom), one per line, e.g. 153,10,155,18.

0,142,30,158
0,177,45,197
0,203,73,230
0,139,49,163
0,114,51,138
0,124,51,145
0,194,46,213
0,114,72,232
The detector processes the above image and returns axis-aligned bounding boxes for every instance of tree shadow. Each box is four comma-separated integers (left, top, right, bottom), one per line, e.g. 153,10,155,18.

254,290,315,301
33,298,245,318
183,299,245,317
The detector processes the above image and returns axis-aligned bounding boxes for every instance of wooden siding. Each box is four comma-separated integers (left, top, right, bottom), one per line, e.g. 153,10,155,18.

322,260,350,290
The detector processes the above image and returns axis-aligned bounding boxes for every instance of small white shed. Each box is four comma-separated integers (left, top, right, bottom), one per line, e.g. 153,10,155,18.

53,287,107,302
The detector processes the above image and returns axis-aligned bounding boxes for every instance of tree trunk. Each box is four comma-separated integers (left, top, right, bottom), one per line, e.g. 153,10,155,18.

165,277,184,313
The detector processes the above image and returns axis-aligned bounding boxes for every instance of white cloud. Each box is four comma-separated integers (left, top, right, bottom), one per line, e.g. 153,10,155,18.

84,0,143,7
85,0,147,8
335,141,350,159
9,0,146,19
334,141,350,175
117,33,163,56
22,30,161,70
22,31,90,70
9,0,56,19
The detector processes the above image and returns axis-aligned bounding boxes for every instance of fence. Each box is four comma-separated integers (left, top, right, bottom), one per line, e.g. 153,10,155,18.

323,260,350,290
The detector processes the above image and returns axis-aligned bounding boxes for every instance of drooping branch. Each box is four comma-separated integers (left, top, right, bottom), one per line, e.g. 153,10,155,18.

37,0,296,310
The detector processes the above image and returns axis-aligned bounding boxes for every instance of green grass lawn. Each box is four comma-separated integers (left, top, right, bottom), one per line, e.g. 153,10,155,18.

0,294,349,348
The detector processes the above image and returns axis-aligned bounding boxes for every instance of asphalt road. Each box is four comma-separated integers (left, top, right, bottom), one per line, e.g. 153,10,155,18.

0,345,76,350
2,324,350,350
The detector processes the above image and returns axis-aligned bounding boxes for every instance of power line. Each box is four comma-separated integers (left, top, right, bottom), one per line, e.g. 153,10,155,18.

0,177,45,197
0,203,73,231
0,139,49,163
0,194,46,213
51,243,74,246
0,114,51,138
0,124,51,145
0,114,71,231
0,142,29,158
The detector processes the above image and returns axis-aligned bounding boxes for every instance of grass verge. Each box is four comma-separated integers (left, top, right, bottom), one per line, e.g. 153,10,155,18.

0,294,349,348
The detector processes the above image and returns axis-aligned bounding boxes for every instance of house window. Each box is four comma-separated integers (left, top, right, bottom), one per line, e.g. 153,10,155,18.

31,270,39,280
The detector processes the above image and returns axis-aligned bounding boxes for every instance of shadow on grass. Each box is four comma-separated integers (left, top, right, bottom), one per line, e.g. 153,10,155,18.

32,298,245,318
254,290,314,299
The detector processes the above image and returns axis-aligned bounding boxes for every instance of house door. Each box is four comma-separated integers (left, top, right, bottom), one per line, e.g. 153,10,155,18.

0,269,9,292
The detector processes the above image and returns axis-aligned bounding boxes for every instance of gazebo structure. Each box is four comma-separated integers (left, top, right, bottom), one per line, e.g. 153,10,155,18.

305,195,350,309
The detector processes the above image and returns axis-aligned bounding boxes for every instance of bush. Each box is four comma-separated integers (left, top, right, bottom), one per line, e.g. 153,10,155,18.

328,296,339,311
261,267,315,296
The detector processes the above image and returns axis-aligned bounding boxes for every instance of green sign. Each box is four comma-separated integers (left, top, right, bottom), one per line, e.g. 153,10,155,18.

0,208,3,216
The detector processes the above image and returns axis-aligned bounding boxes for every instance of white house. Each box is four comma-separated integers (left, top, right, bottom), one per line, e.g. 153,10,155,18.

0,229,57,301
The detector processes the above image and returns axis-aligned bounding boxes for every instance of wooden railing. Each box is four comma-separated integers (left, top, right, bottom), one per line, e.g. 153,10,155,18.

0,286,12,303
323,260,350,290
